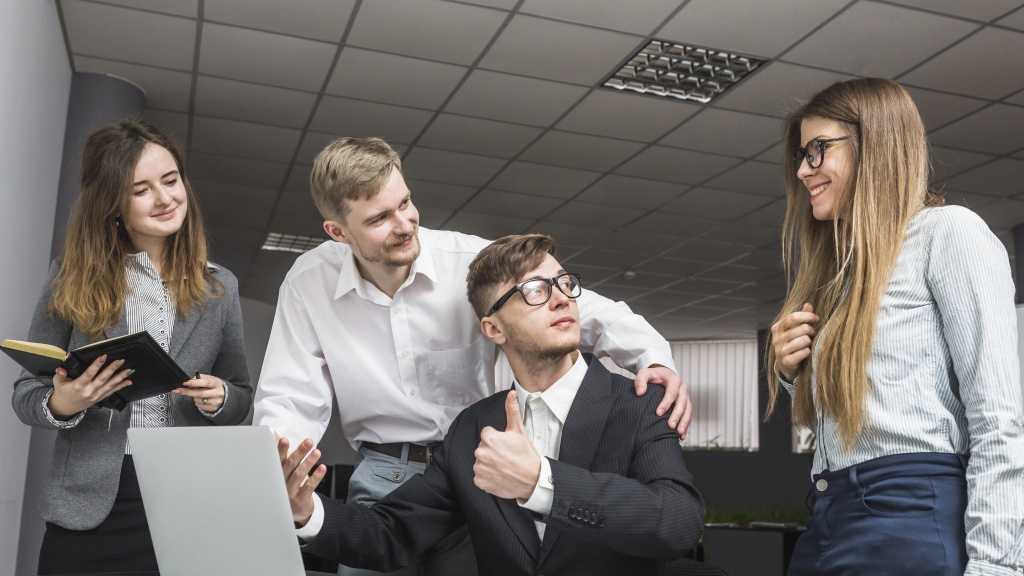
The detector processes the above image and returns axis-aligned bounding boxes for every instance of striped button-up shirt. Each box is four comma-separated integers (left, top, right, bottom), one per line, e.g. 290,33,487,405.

783,206,1024,575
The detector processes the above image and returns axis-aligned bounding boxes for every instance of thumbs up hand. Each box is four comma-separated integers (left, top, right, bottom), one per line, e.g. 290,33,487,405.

473,389,542,500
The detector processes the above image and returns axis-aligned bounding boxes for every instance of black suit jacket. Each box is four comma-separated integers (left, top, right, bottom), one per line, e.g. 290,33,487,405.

306,359,705,575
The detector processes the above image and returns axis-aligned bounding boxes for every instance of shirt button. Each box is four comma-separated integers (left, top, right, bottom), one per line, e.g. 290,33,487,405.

410,389,416,396
400,351,407,358
548,475,554,484
816,479,828,492
440,417,446,425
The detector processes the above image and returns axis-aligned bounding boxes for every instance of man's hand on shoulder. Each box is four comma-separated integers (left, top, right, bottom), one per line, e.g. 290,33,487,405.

634,364,691,439
473,390,541,500
277,434,327,526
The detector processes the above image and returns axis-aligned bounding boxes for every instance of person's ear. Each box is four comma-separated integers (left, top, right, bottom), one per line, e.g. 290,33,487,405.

480,316,507,347
323,220,350,245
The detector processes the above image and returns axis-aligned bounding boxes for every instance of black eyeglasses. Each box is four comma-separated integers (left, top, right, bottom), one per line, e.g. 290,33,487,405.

486,273,582,317
794,136,849,169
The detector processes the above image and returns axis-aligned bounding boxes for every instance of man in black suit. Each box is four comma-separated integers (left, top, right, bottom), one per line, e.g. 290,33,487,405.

280,233,705,575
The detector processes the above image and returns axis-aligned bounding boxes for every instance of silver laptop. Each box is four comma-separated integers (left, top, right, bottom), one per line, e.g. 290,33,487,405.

129,426,311,576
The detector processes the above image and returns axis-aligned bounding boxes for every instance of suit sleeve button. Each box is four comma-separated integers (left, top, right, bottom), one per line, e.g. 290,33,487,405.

568,507,576,518
598,517,605,527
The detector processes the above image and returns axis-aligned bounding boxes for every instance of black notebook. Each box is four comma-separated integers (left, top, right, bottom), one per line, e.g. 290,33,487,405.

2,331,190,411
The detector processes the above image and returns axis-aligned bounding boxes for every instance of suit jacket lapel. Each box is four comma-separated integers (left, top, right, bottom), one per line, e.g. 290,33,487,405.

483,391,542,561
538,359,615,566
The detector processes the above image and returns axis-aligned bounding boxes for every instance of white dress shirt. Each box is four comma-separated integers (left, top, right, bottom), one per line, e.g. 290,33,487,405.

781,206,1024,576
254,227,674,452
516,352,588,540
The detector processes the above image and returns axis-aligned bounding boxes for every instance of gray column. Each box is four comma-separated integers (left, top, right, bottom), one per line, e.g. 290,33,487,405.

18,72,144,576
1014,223,1024,305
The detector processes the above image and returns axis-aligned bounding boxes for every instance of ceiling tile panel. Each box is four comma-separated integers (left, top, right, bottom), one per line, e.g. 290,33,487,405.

943,158,1024,197
489,162,601,199
737,197,787,227
63,1,196,70
703,160,784,197
636,257,711,278
190,117,302,162
661,108,782,158
662,187,776,221
903,86,989,131
659,0,850,58
190,180,280,214
929,104,1024,154
544,201,648,229
347,0,507,65
267,212,327,236
616,146,742,185
326,48,467,109
899,27,1024,100
311,96,434,143
520,0,681,34
402,148,507,187
480,15,642,85
142,110,189,143
284,164,312,193
556,90,701,142
931,146,999,181
624,212,721,238
594,230,688,255
714,62,850,118
601,270,680,291
999,7,1024,30
445,70,589,126
519,131,646,172
75,58,192,112
941,191,1003,212
188,152,289,188
529,221,605,248
972,198,1024,231
406,180,478,211
418,115,543,158
199,23,336,91
462,190,564,220
565,249,649,272
205,0,355,42
576,175,687,209
665,239,754,264
442,212,534,238
416,206,455,229
785,1,978,77
195,76,317,128
90,0,198,17
888,0,1024,21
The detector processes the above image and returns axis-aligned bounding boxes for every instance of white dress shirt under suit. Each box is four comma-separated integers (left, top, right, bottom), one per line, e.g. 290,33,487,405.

783,206,1024,575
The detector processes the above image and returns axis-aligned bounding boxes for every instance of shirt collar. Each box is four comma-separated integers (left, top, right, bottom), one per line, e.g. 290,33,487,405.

333,231,440,300
513,352,587,426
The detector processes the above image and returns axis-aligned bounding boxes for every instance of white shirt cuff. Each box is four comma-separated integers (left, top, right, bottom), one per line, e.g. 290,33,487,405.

42,389,85,428
296,493,325,542
637,351,676,378
518,457,554,517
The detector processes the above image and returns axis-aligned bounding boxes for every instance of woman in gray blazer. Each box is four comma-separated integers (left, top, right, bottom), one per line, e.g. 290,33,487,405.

12,118,252,575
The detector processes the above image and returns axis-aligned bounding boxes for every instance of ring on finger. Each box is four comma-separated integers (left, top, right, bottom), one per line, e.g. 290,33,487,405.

202,398,209,405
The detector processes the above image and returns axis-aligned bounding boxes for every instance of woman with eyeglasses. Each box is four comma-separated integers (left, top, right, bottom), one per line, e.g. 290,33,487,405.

12,118,252,574
767,77,1024,575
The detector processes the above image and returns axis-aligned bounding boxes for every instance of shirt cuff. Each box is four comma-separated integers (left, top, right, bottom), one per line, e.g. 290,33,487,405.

42,389,85,428
199,378,228,418
518,457,554,517
964,559,1024,576
637,351,676,377
296,493,325,542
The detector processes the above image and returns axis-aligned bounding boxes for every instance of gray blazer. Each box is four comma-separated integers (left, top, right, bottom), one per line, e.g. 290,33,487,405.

12,259,252,530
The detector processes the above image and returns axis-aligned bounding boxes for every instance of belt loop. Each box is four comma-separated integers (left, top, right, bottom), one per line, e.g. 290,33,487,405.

849,463,861,490
400,442,410,465
425,443,434,466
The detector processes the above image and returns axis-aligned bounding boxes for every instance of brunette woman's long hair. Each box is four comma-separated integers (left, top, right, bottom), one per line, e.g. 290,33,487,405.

765,78,944,448
49,118,220,338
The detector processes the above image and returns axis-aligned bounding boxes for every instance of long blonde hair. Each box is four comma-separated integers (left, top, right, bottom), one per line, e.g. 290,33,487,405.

765,78,943,447
49,118,220,338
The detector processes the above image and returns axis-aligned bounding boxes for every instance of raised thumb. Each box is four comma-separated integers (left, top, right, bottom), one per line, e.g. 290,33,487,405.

504,389,524,434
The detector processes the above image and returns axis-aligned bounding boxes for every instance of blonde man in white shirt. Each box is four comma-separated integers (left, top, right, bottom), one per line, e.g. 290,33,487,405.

279,233,705,576
254,137,690,576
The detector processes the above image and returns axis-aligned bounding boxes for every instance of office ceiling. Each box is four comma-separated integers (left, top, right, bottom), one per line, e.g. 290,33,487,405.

57,0,1024,340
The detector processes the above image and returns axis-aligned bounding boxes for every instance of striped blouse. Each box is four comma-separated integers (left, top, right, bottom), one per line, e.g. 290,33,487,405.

783,205,1024,575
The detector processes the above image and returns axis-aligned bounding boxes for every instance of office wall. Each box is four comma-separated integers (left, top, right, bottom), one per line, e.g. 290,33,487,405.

0,1,72,574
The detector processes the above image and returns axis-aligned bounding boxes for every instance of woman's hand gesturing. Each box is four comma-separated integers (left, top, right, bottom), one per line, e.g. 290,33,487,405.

770,303,820,382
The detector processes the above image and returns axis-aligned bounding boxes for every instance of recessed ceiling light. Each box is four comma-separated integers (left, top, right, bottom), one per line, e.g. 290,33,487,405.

261,232,325,254
603,40,767,104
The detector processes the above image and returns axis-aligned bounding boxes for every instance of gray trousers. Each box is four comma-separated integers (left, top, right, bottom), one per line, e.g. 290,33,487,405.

338,444,478,576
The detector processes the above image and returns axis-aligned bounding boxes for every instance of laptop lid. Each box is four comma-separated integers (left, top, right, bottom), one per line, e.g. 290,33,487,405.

128,426,306,576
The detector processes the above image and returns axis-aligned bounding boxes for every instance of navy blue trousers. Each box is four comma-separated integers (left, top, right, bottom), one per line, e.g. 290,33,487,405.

787,452,968,576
